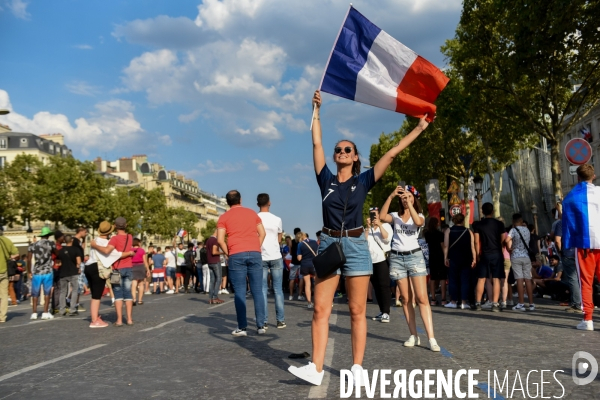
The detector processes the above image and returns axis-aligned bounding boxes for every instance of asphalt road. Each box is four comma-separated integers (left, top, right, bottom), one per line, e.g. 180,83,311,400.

0,290,599,399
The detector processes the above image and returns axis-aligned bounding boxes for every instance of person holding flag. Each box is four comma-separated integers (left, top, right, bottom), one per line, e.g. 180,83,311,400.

561,163,600,331
288,90,430,386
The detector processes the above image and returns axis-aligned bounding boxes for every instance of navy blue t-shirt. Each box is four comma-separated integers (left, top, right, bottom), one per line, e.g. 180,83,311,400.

317,164,376,230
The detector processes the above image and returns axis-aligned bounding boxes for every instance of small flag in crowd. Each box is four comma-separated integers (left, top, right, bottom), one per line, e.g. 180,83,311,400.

580,127,592,143
562,182,600,249
177,228,187,238
320,6,449,122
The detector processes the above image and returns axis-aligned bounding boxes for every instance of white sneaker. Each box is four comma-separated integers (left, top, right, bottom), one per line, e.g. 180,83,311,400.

288,362,324,386
404,335,420,347
144,291,152,295
41,312,53,320
460,303,468,310
529,304,536,311
288,295,293,301
444,302,457,309
232,328,247,337
307,303,314,310
429,338,441,352
513,303,526,311
576,320,594,331
166,290,174,294
30,313,38,320
372,312,383,321
481,301,493,310
380,313,390,323
257,327,266,335
221,288,229,294
298,295,305,301
218,289,223,294
351,364,363,388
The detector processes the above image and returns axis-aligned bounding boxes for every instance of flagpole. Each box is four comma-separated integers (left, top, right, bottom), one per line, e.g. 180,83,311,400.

311,3,353,131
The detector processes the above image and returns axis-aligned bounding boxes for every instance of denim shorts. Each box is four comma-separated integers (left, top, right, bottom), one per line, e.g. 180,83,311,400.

289,265,300,280
112,268,133,301
318,232,372,277
165,267,176,280
389,250,427,280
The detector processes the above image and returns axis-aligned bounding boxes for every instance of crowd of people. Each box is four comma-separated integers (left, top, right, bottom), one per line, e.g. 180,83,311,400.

0,89,598,390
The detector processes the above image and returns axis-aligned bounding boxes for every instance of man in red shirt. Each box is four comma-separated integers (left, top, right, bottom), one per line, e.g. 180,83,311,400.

217,190,266,337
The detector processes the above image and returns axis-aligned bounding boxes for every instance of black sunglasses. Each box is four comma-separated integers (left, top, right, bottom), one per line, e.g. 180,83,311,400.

334,146,353,154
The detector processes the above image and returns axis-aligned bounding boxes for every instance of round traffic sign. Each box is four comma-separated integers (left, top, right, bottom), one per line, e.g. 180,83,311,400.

565,138,592,165
450,205,462,216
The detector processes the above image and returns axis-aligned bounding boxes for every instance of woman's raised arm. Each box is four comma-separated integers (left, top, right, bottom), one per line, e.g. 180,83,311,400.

312,90,326,175
372,115,429,181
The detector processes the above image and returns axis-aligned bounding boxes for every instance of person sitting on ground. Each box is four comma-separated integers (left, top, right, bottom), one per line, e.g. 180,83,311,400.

532,255,569,302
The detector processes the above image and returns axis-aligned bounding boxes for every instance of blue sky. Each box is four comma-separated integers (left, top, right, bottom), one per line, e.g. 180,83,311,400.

0,0,461,235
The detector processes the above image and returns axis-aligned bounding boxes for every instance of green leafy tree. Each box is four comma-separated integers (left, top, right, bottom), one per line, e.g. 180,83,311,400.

446,0,600,197
0,166,16,226
3,154,41,226
200,219,217,240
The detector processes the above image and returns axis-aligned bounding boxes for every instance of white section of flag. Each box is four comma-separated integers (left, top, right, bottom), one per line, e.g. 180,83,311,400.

426,179,441,204
587,184,600,248
177,228,186,238
354,30,418,111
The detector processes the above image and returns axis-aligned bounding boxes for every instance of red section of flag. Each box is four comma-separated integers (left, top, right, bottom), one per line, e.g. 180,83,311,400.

396,56,450,122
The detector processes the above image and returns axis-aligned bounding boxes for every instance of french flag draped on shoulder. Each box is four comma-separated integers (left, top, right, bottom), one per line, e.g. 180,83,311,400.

562,182,600,249
320,6,449,121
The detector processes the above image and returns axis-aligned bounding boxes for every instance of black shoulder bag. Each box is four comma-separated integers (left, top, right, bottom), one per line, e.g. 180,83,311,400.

514,227,537,261
313,177,356,279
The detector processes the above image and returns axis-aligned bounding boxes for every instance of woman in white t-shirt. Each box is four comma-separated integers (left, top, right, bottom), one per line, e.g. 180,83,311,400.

365,208,393,323
380,184,440,352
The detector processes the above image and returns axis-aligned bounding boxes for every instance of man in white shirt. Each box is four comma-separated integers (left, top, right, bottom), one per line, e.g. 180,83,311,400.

164,246,177,294
257,193,286,329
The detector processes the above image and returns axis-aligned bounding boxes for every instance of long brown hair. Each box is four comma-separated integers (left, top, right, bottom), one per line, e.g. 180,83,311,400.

398,191,422,214
427,217,439,232
334,140,361,176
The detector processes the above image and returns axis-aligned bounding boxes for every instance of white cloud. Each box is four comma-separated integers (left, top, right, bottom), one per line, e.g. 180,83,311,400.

0,89,153,157
252,159,269,171
3,0,29,20
65,81,100,96
178,110,202,123
194,0,266,30
338,127,356,139
73,44,93,50
292,163,312,171
278,176,292,185
196,160,244,174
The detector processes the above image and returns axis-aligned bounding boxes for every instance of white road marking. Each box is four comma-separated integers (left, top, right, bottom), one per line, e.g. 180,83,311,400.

208,299,234,309
139,314,194,332
308,309,337,399
0,344,106,383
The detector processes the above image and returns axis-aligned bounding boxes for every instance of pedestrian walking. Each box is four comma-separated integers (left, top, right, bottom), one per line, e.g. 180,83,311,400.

443,213,475,309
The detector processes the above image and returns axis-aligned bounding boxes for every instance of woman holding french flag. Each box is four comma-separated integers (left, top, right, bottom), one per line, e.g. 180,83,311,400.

288,90,429,386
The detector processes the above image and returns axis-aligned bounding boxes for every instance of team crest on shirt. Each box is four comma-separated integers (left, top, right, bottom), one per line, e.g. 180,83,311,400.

351,185,356,192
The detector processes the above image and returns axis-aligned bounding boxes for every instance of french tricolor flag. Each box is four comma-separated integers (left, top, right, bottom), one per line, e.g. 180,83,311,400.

177,228,187,238
320,6,449,121
562,182,600,249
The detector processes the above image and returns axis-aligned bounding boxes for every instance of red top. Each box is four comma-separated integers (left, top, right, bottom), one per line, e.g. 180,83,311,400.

109,233,133,269
217,206,262,256
206,236,220,264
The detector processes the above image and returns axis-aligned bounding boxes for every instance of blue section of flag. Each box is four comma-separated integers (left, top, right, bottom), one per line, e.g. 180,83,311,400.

320,7,381,100
563,182,590,249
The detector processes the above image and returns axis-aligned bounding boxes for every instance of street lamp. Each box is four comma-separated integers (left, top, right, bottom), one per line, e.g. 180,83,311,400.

531,203,538,234
474,175,484,220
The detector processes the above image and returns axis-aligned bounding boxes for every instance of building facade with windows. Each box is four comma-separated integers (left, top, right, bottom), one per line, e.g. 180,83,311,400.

94,155,228,244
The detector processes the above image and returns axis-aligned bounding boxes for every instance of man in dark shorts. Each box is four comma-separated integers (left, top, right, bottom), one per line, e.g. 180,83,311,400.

473,203,506,312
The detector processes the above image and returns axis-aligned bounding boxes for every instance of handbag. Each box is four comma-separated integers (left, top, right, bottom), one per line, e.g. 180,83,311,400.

313,177,356,278
370,226,390,263
0,239,17,277
110,234,130,286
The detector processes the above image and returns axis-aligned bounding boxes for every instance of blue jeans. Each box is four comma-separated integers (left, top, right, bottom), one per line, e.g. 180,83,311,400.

228,252,266,329
195,263,203,290
112,268,133,301
561,256,581,307
262,258,285,324
208,263,221,299
448,261,471,302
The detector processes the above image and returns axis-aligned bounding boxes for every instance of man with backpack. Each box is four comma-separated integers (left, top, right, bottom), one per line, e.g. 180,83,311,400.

505,213,535,311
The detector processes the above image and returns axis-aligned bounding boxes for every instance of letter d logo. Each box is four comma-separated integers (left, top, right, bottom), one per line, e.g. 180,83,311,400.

572,351,598,386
